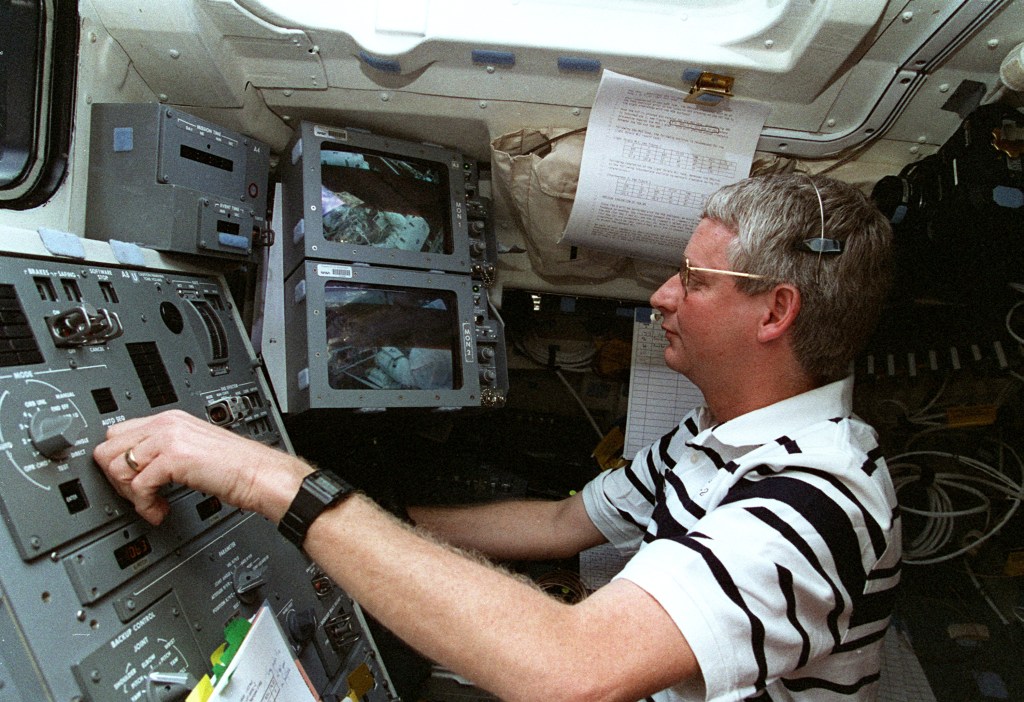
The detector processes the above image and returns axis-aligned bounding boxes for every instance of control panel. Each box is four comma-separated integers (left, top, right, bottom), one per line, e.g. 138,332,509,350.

472,283,508,409
463,162,498,289
464,162,506,407
0,248,395,701
86,103,272,260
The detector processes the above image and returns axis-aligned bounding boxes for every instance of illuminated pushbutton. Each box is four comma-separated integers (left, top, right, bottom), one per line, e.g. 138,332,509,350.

29,411,81,460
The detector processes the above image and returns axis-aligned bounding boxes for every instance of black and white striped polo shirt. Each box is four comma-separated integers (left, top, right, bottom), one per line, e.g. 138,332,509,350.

582,376,902,701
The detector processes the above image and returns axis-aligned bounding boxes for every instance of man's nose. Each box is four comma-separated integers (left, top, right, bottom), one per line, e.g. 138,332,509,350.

649,275,678,311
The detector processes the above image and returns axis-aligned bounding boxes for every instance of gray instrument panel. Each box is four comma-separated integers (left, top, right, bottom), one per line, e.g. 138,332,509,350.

0,252,395,701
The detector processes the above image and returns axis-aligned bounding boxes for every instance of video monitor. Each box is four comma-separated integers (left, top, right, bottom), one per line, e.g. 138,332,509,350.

283,261,507,413
321,148,450,255
324,282,459,392
280,122,478,277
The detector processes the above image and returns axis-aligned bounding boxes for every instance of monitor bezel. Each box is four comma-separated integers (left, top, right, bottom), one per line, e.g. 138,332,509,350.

284,261,483,412
281,122,471,278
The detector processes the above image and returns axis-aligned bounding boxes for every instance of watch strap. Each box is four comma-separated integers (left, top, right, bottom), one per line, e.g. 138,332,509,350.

278,470,354,548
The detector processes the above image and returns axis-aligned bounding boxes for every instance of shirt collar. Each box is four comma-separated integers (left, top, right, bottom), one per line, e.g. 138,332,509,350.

695,375,854,449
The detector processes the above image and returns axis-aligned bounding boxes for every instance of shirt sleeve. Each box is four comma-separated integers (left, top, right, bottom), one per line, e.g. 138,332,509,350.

582,420,688,554
581,464,647,553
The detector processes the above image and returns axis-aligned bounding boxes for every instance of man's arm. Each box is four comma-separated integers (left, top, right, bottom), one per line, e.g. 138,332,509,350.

94,410,700,702
308,495,697,702
408,493,607,560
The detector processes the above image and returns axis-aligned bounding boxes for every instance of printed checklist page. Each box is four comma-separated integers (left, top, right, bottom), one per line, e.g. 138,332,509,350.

624,307,704,459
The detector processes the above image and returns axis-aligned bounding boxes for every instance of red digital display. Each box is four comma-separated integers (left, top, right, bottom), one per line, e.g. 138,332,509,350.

113,534,152,569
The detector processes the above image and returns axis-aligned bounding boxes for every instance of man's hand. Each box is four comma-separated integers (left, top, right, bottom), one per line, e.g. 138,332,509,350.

92,409,311,525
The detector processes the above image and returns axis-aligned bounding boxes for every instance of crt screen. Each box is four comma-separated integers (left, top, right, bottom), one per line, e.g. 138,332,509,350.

324,281,460,390
320,145,452,254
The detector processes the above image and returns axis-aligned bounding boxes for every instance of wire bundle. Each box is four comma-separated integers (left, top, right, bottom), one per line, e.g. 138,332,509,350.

890,440,1024,565
512,322,605,440
514,326,598,373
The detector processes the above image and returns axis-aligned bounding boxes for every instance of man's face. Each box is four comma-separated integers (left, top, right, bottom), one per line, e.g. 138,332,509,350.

648,218,766,385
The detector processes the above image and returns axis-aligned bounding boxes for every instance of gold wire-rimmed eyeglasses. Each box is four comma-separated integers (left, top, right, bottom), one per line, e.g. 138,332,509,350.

676,179,844,299
677,258,769,298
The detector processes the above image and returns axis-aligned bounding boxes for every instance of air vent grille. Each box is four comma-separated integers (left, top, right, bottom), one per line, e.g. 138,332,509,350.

0,284,44,367
126,342,178,407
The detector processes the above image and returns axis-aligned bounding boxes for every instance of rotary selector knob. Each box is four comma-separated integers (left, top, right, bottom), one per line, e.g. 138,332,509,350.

29,411,81,459
0,379,90,476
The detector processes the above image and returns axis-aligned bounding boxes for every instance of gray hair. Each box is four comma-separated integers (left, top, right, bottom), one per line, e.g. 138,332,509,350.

703,173,894,384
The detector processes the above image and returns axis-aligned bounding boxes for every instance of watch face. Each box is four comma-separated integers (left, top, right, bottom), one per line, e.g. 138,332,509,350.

310,471,350,497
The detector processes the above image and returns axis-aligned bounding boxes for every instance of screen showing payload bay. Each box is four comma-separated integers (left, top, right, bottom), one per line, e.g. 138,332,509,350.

324,281,461,390
320,145,452,254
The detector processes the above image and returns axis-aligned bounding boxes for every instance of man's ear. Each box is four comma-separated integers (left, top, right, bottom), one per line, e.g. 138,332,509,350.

757,284,801,343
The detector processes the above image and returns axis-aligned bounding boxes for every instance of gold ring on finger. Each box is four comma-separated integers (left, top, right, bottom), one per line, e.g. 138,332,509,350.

125,447,141,473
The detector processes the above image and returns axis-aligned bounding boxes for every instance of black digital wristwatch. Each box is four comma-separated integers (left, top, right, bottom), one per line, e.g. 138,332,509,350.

278,470,355,548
